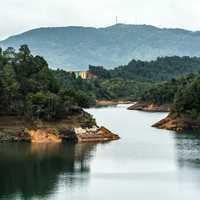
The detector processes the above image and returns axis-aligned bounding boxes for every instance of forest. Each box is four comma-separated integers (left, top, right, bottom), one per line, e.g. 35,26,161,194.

139,73,196,105
52,69,152,101
90,56,200,81
84,58,200,120
1,45,200,121
0,45,95,121
53,56,200,102
173,73,200,119
131,71,200,120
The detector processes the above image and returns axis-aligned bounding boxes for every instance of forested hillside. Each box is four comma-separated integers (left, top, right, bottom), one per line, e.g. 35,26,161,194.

138,73,196,105
52,69,152,101
151,71,200,130
2,24,200,70
1,45,200,130
0,46,95,121
173,74,200,119
53,56,200,101
109,56,200,82
2,45,200,119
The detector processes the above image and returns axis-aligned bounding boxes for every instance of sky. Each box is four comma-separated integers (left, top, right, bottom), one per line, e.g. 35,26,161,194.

0,0,200,39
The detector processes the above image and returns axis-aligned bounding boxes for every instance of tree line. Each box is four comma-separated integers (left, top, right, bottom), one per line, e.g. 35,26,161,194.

0,45,95,121
54,56,200,102
2,45,199,121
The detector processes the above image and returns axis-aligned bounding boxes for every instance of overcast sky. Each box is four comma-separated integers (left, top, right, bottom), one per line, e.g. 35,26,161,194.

0,0,200,39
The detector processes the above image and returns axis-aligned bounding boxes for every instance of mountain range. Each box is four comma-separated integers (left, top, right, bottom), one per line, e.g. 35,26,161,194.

1,23,200,70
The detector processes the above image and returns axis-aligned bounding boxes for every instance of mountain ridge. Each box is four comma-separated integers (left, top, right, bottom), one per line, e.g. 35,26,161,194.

1,24,200,70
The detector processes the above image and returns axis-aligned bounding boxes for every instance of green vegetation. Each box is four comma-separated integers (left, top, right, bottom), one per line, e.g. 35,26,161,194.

52,69,152,101
3,24,200,70
88,57,200,122
53,56,200,102
173,74,200,119
136,71,200,121
0,45,95,121
109,56,200,82
139,74,196,105
1,45,200,122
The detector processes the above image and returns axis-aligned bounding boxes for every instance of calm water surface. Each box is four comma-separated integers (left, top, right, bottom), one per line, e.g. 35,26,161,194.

1,105,200,200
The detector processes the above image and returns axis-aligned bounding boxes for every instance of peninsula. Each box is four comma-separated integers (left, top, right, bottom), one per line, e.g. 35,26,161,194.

0,45,119,143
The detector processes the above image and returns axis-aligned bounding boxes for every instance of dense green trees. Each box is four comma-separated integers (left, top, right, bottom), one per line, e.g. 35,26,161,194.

2,45,199,121
70,56,200,102
52,69,152,101
173,74,200,119
136,71,200,121
105,56,200,82
139,74,196,105
88,56,200,82
0,45,94,121
53,56,200,102
89,65,111,79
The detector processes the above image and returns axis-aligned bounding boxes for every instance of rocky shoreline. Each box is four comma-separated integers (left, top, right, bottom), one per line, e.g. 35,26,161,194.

152,115,200,132
128,102,171,112
0,111,119,143
27,126,119,143
127,102,200,133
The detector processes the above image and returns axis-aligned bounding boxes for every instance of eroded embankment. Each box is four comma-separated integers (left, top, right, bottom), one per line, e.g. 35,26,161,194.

128,102,171,112
0,113,119,143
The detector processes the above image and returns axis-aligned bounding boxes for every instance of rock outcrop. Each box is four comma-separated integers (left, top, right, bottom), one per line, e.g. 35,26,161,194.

0,116,119,143
153,115,200,132
20,126,119,143
75,126,119,142
128,102,171,112
28,128,62,143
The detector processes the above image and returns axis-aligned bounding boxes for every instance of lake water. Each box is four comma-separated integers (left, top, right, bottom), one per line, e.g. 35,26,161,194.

1,104,200,200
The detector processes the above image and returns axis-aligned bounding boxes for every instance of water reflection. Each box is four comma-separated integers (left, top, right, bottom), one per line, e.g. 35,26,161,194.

174,131,200,169
2,106,200,200
0,143,96,200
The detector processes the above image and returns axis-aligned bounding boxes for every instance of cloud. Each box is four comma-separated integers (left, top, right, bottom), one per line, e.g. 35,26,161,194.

0,0,200,39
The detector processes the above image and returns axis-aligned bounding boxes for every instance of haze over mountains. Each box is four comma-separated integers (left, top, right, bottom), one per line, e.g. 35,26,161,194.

1,23,200,71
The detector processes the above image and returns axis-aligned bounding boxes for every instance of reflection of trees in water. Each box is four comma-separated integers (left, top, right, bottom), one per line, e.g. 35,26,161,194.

0,142,96,199
174,132,200,169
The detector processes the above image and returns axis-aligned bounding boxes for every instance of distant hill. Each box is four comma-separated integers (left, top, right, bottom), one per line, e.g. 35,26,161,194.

110,56,200,82
1,24,200,70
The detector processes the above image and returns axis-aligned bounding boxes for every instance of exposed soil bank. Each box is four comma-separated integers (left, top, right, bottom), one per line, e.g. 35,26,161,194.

128,102,171,112
153,115,200,132
0,111,119,143
96,100,133,107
